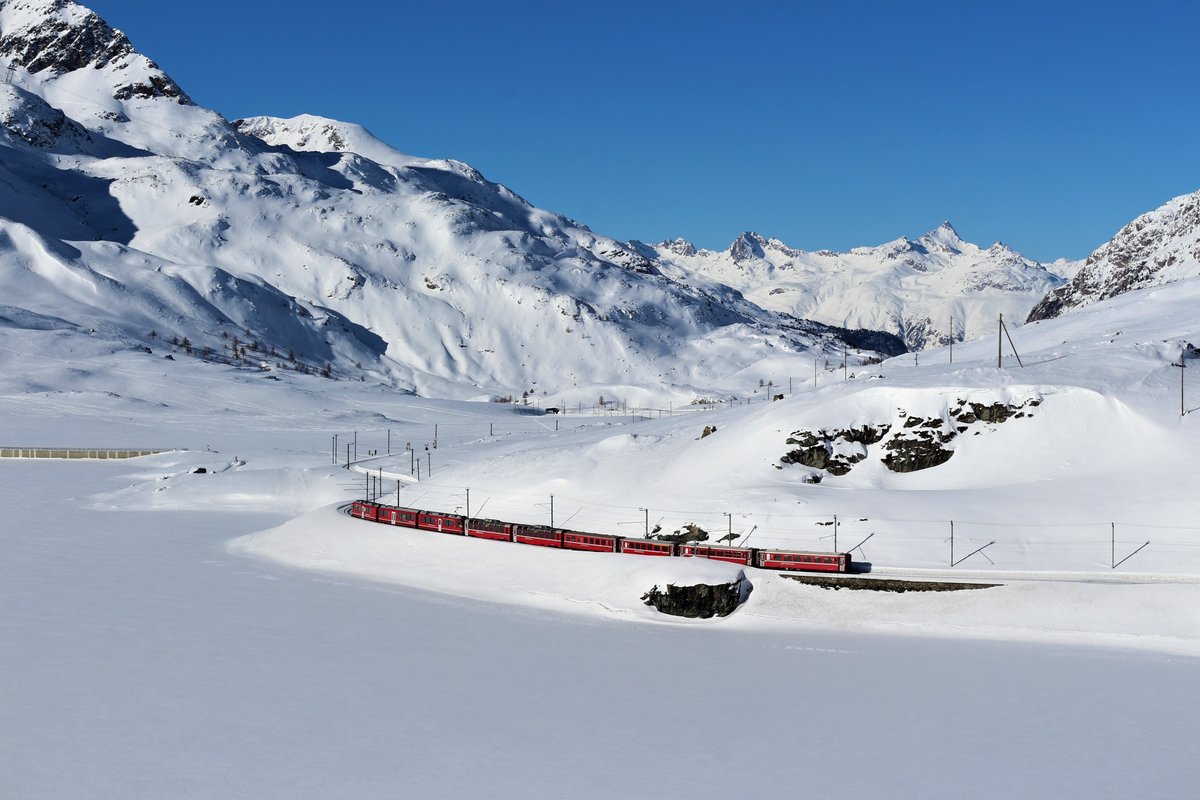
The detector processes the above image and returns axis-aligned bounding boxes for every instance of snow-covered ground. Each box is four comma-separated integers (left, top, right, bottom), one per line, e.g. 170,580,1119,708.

2,274,1199,795
3,3,1200,795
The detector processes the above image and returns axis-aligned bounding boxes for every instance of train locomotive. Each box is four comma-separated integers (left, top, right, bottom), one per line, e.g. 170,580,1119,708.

350,500,851,573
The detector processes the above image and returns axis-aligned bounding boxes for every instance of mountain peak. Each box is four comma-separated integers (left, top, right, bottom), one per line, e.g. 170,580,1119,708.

234,114,421,168
0,0,188,102
918,220,963,253
729,231,768,262
658,237,697,257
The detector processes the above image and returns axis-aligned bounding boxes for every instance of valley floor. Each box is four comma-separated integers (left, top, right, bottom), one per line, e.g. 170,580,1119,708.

2,455,1198,799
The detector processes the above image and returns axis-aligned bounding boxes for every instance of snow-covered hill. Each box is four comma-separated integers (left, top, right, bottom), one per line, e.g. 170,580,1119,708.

640,223,1074,352
0,0,906,404
1028,188,1200,321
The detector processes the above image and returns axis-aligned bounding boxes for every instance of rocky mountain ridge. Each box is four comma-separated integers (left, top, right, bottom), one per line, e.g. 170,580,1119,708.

1027,189,1200,321
639,223,1074,351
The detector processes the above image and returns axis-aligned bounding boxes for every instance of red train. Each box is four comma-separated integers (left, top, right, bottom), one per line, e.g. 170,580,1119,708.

350,500,851,573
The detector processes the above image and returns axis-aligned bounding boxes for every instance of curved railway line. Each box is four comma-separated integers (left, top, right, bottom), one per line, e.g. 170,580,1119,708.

346,499,853,573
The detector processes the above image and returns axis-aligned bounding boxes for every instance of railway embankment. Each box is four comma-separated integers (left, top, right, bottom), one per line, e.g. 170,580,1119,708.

783,575,1000,592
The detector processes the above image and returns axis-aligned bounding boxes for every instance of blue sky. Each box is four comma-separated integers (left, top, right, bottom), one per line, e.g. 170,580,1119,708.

91,0,1199,261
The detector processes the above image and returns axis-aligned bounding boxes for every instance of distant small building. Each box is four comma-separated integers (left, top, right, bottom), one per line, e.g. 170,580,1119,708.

545,407,561,415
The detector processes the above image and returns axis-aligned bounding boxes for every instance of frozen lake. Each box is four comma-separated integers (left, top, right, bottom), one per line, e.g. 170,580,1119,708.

2,459,1197,799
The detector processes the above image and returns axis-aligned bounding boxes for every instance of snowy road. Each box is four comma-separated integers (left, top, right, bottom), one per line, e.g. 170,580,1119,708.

2,459,1198,799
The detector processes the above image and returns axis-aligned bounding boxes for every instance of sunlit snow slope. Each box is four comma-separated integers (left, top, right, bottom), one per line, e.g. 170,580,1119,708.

0,0,905,404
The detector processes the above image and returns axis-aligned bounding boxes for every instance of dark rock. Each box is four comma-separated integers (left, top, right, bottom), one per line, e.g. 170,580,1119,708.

642,576,751,618
882,432,954,472
655,523,709,545
0,7,189,103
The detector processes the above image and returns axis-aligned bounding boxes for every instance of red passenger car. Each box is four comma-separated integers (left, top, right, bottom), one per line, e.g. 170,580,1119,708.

350,501,379,521
416,511,465,535
513,524,562,548
681,544,753,566
562,531,620,553
465,518,512,542
378,505,418,527
621,540,675,557
755,550,849,573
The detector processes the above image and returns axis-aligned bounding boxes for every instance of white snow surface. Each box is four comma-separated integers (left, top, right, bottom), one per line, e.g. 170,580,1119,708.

2,268,1200,796
643,224,1075,352
0,0,871,403
1,1,1199,797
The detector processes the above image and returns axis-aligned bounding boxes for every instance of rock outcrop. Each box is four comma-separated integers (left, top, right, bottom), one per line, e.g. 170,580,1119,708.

642,576,752,618
1028,190,1200,321
781,398,1040,477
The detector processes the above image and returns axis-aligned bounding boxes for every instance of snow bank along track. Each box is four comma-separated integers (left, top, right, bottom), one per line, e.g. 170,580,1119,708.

348,500,853,574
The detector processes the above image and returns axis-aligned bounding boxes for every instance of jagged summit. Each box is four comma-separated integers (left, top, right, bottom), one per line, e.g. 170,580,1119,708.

918,221,964,253
647,223,1069,351
0,0,187,102
658,237,698,257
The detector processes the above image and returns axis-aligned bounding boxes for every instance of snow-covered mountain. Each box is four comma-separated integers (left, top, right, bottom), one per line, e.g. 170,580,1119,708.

1027,189,1200,321
639,223,1074,351
0,0,904,404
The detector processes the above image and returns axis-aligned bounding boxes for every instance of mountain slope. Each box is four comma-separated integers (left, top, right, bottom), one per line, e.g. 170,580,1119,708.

641,224,1073,352
1028,189,1200,321
0,0,900,402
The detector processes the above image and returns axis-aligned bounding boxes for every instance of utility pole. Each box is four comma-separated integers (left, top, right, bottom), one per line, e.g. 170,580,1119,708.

998,315,1003,369
640,507,649,537
997,314,1024,368
948,316,954,364
1180,347,1186,417
834,514,839,552
950,520,955,566
332,434,337,465
1111,522,1115,569
550,494,555,527
466,488,471,520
